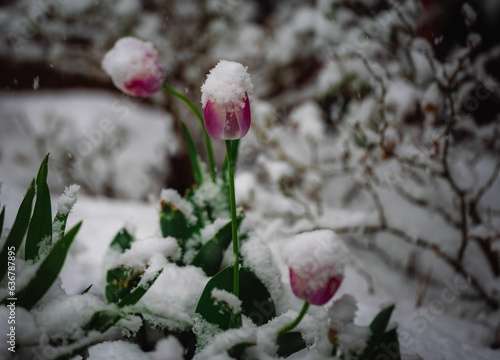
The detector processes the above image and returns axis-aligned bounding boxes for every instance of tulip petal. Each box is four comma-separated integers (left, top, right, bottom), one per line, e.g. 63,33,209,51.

308,275,343,306
204,100,226,140
124,75,162,98
102,37,165,98
224,110,241,140
235,94,251,139
289,267,343,306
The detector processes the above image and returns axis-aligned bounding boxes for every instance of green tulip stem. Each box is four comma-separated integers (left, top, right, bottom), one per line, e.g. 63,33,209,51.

278,301,310,335
162,84,216,182
225,140,239,298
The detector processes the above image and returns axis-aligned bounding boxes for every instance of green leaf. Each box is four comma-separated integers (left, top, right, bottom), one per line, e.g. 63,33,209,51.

117,268,163,307
362,304,396,359
15,221,82,310
109,227,134,253
277,332,306,358
195,266,276,333
85,270,163,333
370,327,401,360
190,217,242,276
0,206,5,240
0,181,35,280
52,187,78,242
81,284,93,295
181,122,203,186
228,342,255,359
83,309,124,333
160,201,191,240
190,240,224,276
105,266,142,304
26,154,52,261
185,188,205,233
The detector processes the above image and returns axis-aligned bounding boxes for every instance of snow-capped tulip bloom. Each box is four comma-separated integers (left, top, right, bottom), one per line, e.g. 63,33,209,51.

285,230,348,306
289,267,343,306
102,37,165,98
201,60,254,140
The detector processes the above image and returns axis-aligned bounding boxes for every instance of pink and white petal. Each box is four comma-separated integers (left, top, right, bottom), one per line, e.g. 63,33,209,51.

124,75,162,98
307,275,343,306
289,268,308,300
235,94,251,139
223,110,242,140
204,100,227,140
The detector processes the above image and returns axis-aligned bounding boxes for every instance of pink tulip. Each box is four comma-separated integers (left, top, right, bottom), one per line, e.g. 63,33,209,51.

203,95,251,140
201,60,253,140
289,267,344,306
285,230,348,306
102,37,165,98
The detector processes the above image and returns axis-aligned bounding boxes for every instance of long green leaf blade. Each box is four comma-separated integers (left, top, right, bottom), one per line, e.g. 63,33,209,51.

15,221,82,310
371,327,401,360
117,268,163,307
181,122,203,186
83,309,124,333
109,227,134,253
190,240,224,276
362,304,396,358
159,199,196,250
81,284,93,295
0,181,35,280
105,266,142,304
52,185,80,242
277,332,306,357
190,218,241,276
0,206,5,240
26,154,52,261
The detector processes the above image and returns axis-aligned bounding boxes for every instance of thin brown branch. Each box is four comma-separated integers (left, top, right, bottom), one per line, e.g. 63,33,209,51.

470,161,500,224
415,267,433,308
440,69,469,264
469,235,500,277
392,184,460,228
365,183,387,227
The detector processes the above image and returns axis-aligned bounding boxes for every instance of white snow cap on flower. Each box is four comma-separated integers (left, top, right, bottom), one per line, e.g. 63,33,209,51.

201,60,254,110
102,37,165,97
285,230,350,292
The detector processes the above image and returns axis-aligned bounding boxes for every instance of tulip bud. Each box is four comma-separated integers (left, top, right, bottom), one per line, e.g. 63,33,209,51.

102,37,165,98
285,230,349,306
201,60,253,140
289,267,343,306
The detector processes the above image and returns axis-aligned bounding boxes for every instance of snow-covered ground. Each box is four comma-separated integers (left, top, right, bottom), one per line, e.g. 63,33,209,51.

1,91,499,359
